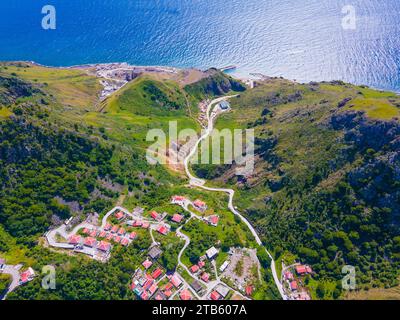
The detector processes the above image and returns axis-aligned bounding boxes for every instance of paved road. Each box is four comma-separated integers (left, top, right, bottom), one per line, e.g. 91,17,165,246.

183,96,287,300
1,265,20,300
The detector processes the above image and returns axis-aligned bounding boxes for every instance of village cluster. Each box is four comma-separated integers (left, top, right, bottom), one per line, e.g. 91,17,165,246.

282,264,313,300
1,193,315,300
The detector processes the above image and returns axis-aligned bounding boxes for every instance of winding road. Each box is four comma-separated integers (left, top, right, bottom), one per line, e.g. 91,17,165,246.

183,96,287,300
1,265,20,300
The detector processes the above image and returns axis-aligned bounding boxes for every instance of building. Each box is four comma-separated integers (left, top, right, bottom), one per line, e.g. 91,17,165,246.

295,265,312,275
118,227,125,236
151,211,160,221
111,225,119,233
90,229,98,238
19,267,35,284
170,274,182,288
219,101,230,110
99,231,107,238
172,214,184,223
201,272,210,282
193,199,207,212
191,280,202,293
190,265,199,273
208,215,219,227
84,237,97,248
215,284,230,298
157,225,169,235
245,285,253,296
82,228,90,235
97,241,111,252
121,238,129,246
290,281,298,291
180,289,192,300
142,259,153,269
68,234,81,245
206,246,219,259
198,261,205,268
104,223,112,231
115,211,125,220
114,236,121,243
171,195,186,205
151,268,163,279
142,222,150,229
210,291,221,301
220,260,230,272
148,246,163,259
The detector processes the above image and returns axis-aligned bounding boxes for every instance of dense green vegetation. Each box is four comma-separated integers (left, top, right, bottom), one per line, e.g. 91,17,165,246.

199,78,400,298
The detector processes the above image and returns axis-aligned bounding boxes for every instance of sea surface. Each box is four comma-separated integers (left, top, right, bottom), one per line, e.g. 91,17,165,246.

0,0,400,91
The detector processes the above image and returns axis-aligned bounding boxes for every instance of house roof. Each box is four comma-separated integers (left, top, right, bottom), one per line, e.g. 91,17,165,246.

68,234,81,245
172,214,183,223
134,220,142,227
206,246,219,259
201,272,209,282
210,215,219,225
210,291,221,300
98,241,111,252
290,281,298,290
148,283,158,296
82,228,90,234
190,265,199,273
198,261,205,268
151,268,162,279
148,246,162,259
157,225,168,235
111,225,119,233
245,286,253,296
151,211,159,220
170,275,182,288
106,233,113,240
193,199,206,207
90,230,97,237
121,238,129,246
142,259,153,269
99,231,107,238
180,289,192,300
114,236,121,243
115,211,124,220
84,237,97,247
142,222,150,229
118,227,125,235
164,290,172,297
295,265,307,274
104,223,112,231
141,292,149,300
172,195,186,202
191,280,202,292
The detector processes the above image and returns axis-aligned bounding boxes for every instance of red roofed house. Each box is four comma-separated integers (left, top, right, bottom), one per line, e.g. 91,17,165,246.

104,223,112,231
198,261,205,268
295,265,311,275
171,195,186,205
148,283,158,296
180,289,192,300
114,236,121,243
82,228,90,235
90,229,98,238
245,285,253,296
155,294,164,301
290,281,298,291
98,241,111,252
121,238,129,246
164,290,172,298
142,259,153,269
141,222,150,229
151,211,160,221
115,211,124,220
129,232,137,240
19,267,35,284
193,199,207,212
118,227,125,236
152,268,163,279
201,272,210,282
172,214,183,223
84,237,97,248
111,225,119,233
210,291,221,301
190,265,199,273
99,231,107,238
284,271,294,280
170,274,182,288
68,234,81,245
133,220,142,227
106,233,113,241
157,225,168,235
141,292,149,300
209,215,219,227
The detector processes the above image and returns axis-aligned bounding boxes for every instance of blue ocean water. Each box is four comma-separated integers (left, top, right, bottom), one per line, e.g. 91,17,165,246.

0,0,400,91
